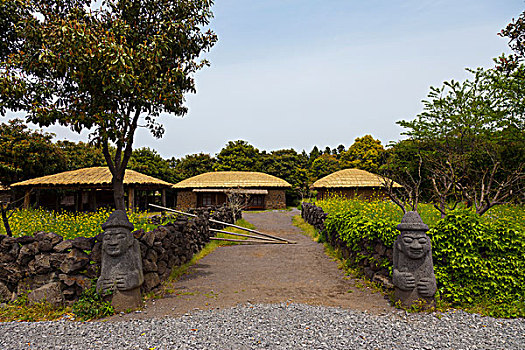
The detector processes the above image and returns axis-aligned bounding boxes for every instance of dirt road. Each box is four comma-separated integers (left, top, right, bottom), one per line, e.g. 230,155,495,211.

117,209,393,320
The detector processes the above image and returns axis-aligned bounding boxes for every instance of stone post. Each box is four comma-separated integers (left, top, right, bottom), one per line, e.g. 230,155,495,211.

96,210,144,312
392,211,437,308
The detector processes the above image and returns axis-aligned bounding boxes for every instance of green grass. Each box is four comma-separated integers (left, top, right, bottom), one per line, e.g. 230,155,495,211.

0,300,70,322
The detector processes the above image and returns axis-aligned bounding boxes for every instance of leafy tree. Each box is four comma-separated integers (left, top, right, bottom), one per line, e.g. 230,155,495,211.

0,0,29,61
499,10,525,61
308,146,321,165
213,140,261,172
336,144,346,155
0,119,64,185
340,135,385,172
56,140,106,171
0,0,217,209
260,148,310,199
171,152,214,181
128,147,176,183
398,65,525,215
310,154,340,181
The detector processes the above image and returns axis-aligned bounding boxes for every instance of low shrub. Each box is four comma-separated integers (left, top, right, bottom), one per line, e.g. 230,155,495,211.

315,197,525,317
429,209,525,317
71,282,114,320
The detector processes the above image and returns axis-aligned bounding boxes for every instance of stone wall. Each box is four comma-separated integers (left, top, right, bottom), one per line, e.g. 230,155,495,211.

176,190,197,210
0,206,236,305
301,202,394,289
266,189,287,209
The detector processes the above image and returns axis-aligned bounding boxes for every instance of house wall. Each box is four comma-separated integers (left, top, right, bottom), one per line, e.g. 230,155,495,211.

176,190,197,210
266,189,287,209
176,188,288,210
316,188,388,201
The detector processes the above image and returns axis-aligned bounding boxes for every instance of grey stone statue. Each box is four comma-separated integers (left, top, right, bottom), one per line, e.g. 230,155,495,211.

97,210,143,311
392,211,436,308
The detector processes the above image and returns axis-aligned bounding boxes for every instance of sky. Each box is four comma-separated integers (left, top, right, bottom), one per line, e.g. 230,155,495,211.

6,0,525,158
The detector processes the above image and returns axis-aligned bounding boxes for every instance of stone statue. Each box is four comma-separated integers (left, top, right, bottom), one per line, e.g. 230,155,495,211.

392,211,436,308
97,210,143,311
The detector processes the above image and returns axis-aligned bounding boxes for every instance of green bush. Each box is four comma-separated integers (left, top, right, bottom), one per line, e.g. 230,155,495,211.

72,283,114,320
316,197,525,317
429,209,525,317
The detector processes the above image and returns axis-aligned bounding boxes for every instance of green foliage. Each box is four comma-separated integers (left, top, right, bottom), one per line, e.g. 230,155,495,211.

171,153,215,181
56,140,106,171
72,283,114,320
0,119,65,185
0,0,217,209
396,62,525,215
128,147,177,183
1,208,161,238
316,196,525,317
340,135,385,173
310,154,340,181
213,140,261,171
429,209,525,317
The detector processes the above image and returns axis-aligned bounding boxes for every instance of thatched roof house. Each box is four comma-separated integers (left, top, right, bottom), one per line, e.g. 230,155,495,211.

312,168,401,200
173,171,291,210
11,167,174,211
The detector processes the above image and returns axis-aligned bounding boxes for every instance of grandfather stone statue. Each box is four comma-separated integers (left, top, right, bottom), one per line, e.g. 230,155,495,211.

393,211,436,308
97,210,143,311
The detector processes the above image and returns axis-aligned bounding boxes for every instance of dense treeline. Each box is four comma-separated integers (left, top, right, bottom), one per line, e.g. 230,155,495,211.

1,116,523,209
0,119,386,202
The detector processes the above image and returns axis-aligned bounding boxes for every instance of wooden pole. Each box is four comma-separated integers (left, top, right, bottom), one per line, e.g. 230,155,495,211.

128,187,135,212
161,189,166,207
209,237,284,244
23,190,30,209
210,228,278,242
149,204,296,244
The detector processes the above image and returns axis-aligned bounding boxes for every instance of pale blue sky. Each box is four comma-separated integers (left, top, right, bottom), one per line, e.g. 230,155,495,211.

7,0,525,158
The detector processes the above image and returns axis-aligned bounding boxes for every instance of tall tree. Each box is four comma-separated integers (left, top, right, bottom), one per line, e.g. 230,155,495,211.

0,119,65,185
172,152,215,181
213,140,261,172
310,154,340,181
0,0,217,209
128,147,176,183
340,135,385,172
56,140,106,171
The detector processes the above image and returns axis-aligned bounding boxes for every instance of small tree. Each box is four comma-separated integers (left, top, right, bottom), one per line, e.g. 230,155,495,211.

398,65,525,215
1,0,217,210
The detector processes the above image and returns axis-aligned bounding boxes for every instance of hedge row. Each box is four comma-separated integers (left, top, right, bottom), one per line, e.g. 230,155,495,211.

312,198,525,318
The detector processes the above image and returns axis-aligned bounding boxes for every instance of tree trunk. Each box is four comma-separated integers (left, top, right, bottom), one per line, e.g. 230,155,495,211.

113,175,126,210
1,204,12,237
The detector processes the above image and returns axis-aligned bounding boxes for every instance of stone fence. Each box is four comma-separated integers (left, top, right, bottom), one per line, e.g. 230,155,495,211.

0,206,235,305
301,202,394,289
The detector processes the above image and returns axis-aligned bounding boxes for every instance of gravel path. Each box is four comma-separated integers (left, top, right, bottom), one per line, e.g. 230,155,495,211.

1,303,524,349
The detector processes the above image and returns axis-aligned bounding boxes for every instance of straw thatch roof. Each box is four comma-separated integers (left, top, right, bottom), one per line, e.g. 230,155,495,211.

312,168,402,189
11,167,173,188
173,171,291,189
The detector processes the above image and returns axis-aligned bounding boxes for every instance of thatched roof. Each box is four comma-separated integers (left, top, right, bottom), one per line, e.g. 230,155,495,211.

173,171,291,189
11,167,173,188
312,168,402,189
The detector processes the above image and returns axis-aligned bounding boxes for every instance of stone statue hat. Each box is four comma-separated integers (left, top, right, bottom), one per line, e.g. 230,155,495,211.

396,211,429,232
101,210,135,231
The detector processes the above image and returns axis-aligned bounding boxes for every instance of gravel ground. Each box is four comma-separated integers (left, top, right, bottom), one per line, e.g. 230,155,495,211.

1,303,523,349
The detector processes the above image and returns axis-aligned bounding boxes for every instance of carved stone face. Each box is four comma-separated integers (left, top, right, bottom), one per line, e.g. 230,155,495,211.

102,227,133,257
400,232,430,259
